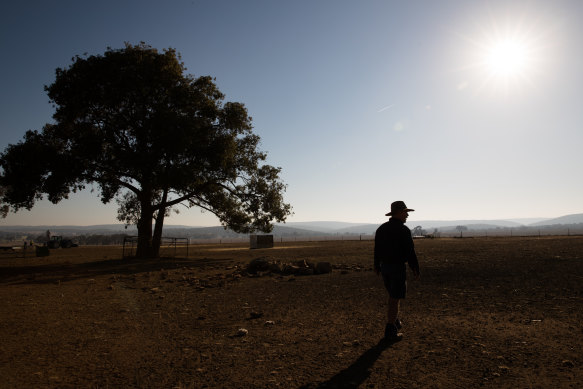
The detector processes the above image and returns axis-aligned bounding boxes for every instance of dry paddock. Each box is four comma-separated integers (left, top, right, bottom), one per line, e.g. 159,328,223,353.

1,236,582,388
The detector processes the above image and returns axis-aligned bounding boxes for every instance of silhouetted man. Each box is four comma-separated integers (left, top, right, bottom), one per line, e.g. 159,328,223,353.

374,201,420,341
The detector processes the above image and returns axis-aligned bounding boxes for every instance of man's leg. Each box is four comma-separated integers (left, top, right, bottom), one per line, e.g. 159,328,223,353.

384,296,403,340
381,264,405,340
387,296,400,324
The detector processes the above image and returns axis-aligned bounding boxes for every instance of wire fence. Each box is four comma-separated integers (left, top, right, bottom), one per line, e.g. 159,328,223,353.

433,227,583,238
188,234,379,245
122,236,189,258
2,227,582,252
187,227,583,244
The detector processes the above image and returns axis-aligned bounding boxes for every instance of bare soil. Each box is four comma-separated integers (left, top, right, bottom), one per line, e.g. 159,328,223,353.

1,236,582,388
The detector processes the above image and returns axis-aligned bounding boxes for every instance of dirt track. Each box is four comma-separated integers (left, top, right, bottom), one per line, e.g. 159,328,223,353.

1,237,582,388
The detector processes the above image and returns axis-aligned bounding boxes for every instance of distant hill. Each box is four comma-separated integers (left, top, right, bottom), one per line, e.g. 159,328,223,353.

0,224,326,239
282,220,527,235
284,215,582,233
154,225,327,239
506,218,551,225
405,219,523,230
1,213,582,238
280,221,369,233
529,213,583,226
0,224,137,235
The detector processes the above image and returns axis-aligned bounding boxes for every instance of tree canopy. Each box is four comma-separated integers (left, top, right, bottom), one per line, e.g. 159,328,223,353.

0,43,292,258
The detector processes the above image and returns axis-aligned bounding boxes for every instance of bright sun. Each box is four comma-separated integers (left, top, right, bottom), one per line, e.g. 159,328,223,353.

484,39,530,77
457,13,550,96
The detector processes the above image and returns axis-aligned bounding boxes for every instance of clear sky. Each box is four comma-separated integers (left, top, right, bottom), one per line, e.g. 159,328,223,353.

1,0,582,226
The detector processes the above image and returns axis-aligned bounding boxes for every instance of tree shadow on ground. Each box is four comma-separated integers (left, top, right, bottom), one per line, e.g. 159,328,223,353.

0,256,237,285
301,338,396,388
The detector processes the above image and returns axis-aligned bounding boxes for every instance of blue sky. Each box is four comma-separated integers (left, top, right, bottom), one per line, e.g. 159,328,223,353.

1,0,582,226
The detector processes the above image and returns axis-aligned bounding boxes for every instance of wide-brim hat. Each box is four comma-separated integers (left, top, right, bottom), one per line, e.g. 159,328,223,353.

385,201,415,216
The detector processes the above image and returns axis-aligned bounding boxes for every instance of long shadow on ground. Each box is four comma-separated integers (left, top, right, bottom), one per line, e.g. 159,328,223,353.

301,338,396,388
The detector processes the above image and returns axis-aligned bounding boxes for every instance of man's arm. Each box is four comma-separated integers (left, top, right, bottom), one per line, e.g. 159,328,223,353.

373,233,381,275
373,226,384,275
403,227,420,278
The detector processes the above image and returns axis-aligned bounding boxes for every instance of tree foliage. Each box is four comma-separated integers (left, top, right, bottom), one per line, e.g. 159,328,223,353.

455,225,468,238
0,43,292,258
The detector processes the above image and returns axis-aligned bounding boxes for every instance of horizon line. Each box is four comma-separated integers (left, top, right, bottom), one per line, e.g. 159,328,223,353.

0,215,574,229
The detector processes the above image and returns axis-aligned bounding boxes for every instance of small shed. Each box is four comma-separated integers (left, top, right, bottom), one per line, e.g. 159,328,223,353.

250,234,274,249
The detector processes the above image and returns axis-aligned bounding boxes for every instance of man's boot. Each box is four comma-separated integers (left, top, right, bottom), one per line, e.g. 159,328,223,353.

384,323,403,341
395,318,402,330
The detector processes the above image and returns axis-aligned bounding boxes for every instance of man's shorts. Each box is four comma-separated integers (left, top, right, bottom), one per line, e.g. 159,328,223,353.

381,262,407,299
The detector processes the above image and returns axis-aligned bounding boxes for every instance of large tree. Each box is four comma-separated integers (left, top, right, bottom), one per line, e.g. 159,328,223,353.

0,43,292,258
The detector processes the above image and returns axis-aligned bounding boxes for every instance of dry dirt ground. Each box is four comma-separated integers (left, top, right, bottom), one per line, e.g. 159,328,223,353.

1,236,582,388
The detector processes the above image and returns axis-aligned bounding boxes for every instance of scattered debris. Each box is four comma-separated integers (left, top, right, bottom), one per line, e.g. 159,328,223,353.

316,262,332,274
562,360,575,368
524,319,542,324
247,257,271,274
246,258,335,277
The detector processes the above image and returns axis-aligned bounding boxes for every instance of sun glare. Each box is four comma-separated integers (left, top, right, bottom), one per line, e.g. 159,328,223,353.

457,12,551,97
484,39,529,77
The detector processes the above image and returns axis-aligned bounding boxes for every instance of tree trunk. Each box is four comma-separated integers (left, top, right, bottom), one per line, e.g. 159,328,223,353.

151,189,168,258
152,212,165,258
136,203,154,258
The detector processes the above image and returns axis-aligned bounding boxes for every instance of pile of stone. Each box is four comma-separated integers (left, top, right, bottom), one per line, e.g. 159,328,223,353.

246,257,332,276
